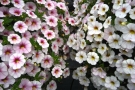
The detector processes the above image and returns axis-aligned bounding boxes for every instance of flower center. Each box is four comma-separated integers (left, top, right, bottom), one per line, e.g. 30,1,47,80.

14,57,20,64
130,30,135,34
128,64,133,69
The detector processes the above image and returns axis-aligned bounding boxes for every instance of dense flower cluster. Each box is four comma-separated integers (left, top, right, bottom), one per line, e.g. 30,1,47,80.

67,0,135,90
0,0,71,89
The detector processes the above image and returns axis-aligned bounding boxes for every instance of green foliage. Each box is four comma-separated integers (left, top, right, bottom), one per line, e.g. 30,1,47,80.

34,71,42,81
35,9,44,19
2,36,10,45
11,79,21,90
58,20,62,31
30,38,42,50
51,52,59,64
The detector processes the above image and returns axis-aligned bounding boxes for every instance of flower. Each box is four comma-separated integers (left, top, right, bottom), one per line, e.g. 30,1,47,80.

0,19,5,32
0,0,10,5
88,21,102,35
9,53,26,69
51,66,63,78
0,43,3,56
8,34,21,44
19,79,32,90
92,67,106,78
36,0,46,4
87,52,99,65
68,18,75,26
46,80,57,90
24,2,36,11
115,3,131,18
105,76,120,90
77,67,87,77
113,0,123,10
51,41,59,53
79,76,90,86
44,30,55,40
122,59,135,74
37,37,49,48
97,43,107,55
8,67,26,78
13,38,31,54
9,7,24,16
129,7,135,19
103,16,112,28
40,22,49,34
45,1,55,10
98,3,109,15
31,81,42,90
75,51,87,63
48,9,58,16
26,10,37,18
46,16,58,27
13,21,28,33
0,63,8,79
41,55,54,69
11,0,25,8
57,2,67,11
63,68,70,78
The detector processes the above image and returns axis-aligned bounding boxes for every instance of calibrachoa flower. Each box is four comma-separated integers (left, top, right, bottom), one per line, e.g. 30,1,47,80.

79,76,90,86
11,0,25,9
47,80,57,90
19,79,32,90
9,7,24,16
0,0,10,5
45,0,55,10
9,53,25,69
51,66,63,78
0,43,3,56
24,2,36,11
57,2,67,11
36,0,46,4
37,37,49,48
31,81,42,90
13,21,28,33
87,52,99,65
0,63,8,79
26,10,37,18
8,33,21,44
0,19,5,32
46,16,58,27
44,30,55,40
75,51,87,63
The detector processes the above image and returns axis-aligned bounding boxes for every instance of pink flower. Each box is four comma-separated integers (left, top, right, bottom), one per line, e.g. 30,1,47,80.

8,67,26,78
26,10,37,18
28,66,40,77
45,1,55,10
55,37,64,47
24,17,31,26
24,60,34,73
68,18,75,26
36,0,46,4
31,81,42,90
63,68,70,78
13,38,32,54
21,31,32,40
0,0,10,5
37,37,49,48
47,80,57,90
41,55,54,68
9,53,26,69
51,41,59,53
9,7,24,16
19,79,32,90
28,18,41,31
46,16,58,27
24,2,36,11
63,45,69,54
0,6,10,17
13,21,28,33
0,63,8,79
0,19,5,32
57,2,67,11
0,75,15,88
1,45,14,61
8,34,21,44
51,66,63,78
44,30,55,40
91,67,106,78
12,0,25,8
41,22,49,34
48,9,58,16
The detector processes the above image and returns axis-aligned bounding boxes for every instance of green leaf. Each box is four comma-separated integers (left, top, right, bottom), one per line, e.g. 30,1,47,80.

35,9,44,18
35,71,42,81
2,36,10,45
30,38,42,50
58,20,62,31
51,52,59,64
11,79,21,90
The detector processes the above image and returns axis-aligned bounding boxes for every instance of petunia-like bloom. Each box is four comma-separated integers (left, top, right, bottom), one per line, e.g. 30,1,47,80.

55,37,64,47
129,7,135,19
76,67,87,77
113,0,123,10
79,76,90,86
24,2,36,11
0,75,15,88
68,18,75,26
88,21,102,35
45,0,55,10
115,3,131,18
37,37,49,48
19,79,32,90
31,81,42,90
21,31,32,40
51,66,63,78
92,67,106,78
28,18,41,31
12,0,25,8
0,43,3,56
0,6,10,17
41,55,54,69
28,65,40,77
72,70,79,80
46,16,58,27
63,68,70,78
9,53,26,69
0,19,5,32
32,50,44,64
8,34,21,44
13,21,28,33
47,80,57,90
9,7,24,16
103,16,112,28
0,0,10,5
13,38,31,54
44,30,55,40
57,2,67,11
87,52,99,65
48,9,58,16
98,3,109,15
1,45,14,61
97,43,107,55
36,0,46,4
24,60,34,73
0,63,8,79
26,10,37,18
51,41,59,53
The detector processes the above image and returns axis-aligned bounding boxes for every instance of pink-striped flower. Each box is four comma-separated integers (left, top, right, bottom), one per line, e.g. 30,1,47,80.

12,0,25,8
24,2,36,11
0,63,8,79
19,79,32,90
9,7,24,16
37,37,49,48
0,0,10,5
13,21,28,33
0,19,5,32
57,2,67,11
36,0,46,4
45,1,55,10
26,10,37,18
44,30,55,40
8,34,21,44
51,66,63,78
9,53,26,69
46,16,58,27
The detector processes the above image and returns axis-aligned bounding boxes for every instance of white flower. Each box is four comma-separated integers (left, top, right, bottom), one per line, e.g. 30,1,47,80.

87,16,96,24
77,67,87,77
72,70,79,80
115,3,131,18
97,43,107,55
94,32,104,41
67,35,76,47
105,76,120,90
63,68,70,78
0,19,5,32
113,0,123,10
0,63,8,79
0,43,3,56
103,16,112,28
75,51,87,63
87,52,99,65
80,39,86,49
99,14,107,21
88,21,102,35
98,3,109,15
122,59,135,74
129,7,135,19
79,77,90,86
47,80,57,90
51,66,63,78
